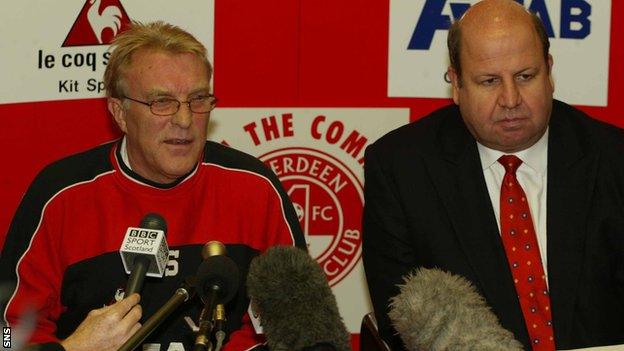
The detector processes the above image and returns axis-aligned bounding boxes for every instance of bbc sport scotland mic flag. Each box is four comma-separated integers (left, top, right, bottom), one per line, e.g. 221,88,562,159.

120,227,169,278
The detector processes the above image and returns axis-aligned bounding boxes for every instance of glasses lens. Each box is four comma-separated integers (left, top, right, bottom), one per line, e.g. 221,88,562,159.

189,96,216,113
151,99,179,115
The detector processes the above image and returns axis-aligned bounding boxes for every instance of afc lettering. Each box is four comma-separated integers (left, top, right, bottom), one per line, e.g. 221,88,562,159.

408,0,592,50
312,205,334,221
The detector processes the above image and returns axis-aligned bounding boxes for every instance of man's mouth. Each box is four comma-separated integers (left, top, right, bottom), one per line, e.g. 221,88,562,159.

498,118,526,129
164,138,192,145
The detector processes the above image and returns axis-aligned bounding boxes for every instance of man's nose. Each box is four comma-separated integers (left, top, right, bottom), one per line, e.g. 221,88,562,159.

171,102,193,128
498,80,521,109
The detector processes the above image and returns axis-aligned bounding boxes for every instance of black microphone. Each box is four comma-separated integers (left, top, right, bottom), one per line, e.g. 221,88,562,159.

193,243,240,351
388,268,524,351
119,213,169,296
246,246,350,351
118,276,197,351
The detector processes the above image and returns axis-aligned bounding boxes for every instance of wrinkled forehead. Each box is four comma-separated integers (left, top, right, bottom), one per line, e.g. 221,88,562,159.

123,48,210,75
121,50,212,96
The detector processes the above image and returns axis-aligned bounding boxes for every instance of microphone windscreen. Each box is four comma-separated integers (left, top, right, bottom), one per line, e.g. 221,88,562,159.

389,268,524,351
246,246,350,351
139,213,167,235
195,255,240,305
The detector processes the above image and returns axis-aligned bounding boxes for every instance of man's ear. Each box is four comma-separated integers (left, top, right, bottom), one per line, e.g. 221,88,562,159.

547,54,555,93
448,66,461,105
108,98,127,133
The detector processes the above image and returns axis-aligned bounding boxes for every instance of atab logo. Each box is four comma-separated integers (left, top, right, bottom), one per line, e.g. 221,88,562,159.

388,0,611,106
63,0,132,47
409,0,591,51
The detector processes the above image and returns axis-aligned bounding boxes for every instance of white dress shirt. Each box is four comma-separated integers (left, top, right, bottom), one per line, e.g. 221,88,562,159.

477,129,549,283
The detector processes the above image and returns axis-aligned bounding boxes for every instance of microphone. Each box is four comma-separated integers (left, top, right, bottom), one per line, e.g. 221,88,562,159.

118,276,197,351
119,213,169,296
193,243,240,351
388,268,524,351
246,246,350,351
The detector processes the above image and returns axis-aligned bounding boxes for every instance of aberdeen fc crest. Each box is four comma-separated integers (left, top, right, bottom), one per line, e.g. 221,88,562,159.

260,147,363,287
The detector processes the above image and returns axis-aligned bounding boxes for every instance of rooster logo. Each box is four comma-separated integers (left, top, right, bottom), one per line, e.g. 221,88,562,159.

87,0,122,44
63,0,131,47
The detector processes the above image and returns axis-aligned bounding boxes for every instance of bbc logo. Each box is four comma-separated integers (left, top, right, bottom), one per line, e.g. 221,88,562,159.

129,229,158,239
3,326,10,348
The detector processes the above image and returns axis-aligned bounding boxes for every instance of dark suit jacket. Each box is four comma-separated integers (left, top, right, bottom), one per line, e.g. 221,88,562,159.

362,100,624,350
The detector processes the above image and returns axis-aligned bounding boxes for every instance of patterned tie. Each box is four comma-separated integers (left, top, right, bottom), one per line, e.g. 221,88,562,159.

498,155,554,351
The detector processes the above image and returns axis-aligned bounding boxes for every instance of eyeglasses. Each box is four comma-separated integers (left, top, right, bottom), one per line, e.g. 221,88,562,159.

123,94,218,116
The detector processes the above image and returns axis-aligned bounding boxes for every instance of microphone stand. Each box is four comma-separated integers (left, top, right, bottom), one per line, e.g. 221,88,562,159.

118,277,196,351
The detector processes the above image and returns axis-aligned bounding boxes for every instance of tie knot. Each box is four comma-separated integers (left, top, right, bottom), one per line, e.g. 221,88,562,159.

498,155,522,175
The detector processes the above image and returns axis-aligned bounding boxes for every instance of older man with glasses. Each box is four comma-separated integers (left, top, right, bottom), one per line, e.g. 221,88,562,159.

1,21,305,351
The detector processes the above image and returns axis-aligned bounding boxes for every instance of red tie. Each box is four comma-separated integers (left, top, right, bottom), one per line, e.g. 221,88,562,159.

498,155,554,350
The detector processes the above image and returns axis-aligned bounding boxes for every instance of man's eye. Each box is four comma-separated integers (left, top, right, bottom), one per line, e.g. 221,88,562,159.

481,78,498,86
191,96,208,102
517,74,534,82
152,98,176,106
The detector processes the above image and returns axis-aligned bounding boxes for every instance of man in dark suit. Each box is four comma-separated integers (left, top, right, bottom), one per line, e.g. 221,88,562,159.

362,0,624,350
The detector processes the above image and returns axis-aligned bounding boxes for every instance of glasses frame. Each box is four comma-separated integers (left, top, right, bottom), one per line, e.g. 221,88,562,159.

122,94,218,116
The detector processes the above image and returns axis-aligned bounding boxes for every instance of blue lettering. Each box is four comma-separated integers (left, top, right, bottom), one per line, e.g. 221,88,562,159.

408,0,452,50
407,0,592,51
527,0,556,37
449,3,470,22
561,0,591,39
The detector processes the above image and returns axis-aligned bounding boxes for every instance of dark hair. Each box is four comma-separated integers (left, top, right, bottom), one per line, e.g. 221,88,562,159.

447,11,550,80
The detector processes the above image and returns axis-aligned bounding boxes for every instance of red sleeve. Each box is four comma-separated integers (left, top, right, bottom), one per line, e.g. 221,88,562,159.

5,202,66,344
222,312,266,351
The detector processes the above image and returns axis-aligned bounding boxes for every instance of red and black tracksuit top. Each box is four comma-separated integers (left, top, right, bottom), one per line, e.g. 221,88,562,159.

0,140,306,350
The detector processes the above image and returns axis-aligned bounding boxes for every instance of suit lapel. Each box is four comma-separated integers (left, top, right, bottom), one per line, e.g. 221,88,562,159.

426,110,530,345
546,105,596,343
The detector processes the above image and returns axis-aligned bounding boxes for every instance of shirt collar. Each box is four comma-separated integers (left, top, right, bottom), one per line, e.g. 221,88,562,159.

477,127,549,175
120,136,132,170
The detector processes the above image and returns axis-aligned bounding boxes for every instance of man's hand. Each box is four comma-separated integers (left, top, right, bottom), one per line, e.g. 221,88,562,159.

60,293,142,351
